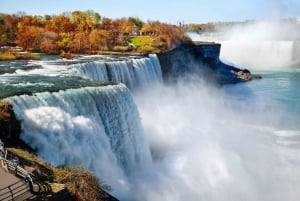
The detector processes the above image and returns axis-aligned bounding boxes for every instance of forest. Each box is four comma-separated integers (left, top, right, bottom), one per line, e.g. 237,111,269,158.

0,10,191,55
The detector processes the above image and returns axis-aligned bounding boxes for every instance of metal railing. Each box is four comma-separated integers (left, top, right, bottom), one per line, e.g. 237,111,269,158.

0,179,30,201
0,141,34,201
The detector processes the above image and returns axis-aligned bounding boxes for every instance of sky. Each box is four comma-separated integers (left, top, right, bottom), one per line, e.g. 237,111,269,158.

0,0,299,24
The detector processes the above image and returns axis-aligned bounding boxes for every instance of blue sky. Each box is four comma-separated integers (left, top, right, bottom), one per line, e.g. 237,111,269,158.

0,0,299,24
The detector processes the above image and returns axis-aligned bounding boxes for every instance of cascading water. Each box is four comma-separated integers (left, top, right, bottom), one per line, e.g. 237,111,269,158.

6,84,152,195
186,20,300,70
220,41,297,69
71,54,163,89
2,35,300,200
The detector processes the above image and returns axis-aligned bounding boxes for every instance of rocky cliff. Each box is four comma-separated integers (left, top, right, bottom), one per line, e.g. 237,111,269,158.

157,42,257,84
0,101,26,148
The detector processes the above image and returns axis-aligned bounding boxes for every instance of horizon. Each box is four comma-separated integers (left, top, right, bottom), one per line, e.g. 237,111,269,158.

1,0,299,24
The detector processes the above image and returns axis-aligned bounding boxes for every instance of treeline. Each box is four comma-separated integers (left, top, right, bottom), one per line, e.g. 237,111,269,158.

0,10,191,54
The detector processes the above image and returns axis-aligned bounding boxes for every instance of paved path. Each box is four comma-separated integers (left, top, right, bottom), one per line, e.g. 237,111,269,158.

0,167,19,188
0,167,36,201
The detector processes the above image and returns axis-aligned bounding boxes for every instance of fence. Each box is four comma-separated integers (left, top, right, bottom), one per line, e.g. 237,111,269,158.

0,141,34,201
0,179,30,201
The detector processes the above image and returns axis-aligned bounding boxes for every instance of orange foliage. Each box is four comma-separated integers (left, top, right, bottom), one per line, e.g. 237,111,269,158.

1,11,191,54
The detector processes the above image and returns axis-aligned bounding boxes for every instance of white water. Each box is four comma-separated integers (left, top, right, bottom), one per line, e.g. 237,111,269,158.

4,30,300,200
72,54,163,89
187,20,300,70
7,84,152,195
220,41,298,69
128,75,300,201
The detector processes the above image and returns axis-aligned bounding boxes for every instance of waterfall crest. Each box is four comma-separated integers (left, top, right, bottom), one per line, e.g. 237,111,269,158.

7,84,152,181
72,54,163,89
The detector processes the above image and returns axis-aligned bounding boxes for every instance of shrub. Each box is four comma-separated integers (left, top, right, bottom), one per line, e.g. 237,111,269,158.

53,166,112,201
113,45,130,52
0,51,16,61
60,51,74,59
0,100,13,121
8,148,113,201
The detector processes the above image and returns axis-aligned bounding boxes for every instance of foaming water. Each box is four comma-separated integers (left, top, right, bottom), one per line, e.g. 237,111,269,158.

187,19,300,70
220,41,297,69
129,76,300,201
71,54,163,90
2,39,300,200
7,84,152,197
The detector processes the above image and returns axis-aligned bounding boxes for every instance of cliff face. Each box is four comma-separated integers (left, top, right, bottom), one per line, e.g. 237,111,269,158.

0,101,25,148
157,43,247,84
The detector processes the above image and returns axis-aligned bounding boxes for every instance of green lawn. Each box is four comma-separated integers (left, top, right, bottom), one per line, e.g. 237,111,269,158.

127,36,156,48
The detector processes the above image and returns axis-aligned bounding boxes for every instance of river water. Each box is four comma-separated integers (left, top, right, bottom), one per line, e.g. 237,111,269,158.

1,41,300,200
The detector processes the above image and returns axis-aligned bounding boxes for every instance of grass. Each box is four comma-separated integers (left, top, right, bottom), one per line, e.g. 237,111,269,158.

127,36,166,53
127,36,156,48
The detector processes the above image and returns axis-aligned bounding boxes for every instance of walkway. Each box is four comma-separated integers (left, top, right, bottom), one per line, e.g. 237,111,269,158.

0,167,19,189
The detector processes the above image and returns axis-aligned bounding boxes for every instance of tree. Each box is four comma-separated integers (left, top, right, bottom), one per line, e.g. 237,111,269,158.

17,25,43,51
88,29,110,51
128,17,143,29
45,15,73,33
40,31,59,54
56,32,73,52
71,10,100,32
72,32,88,52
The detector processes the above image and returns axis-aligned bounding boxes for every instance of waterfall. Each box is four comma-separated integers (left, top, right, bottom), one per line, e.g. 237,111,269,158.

7,84,152,186
72,54,163,89
220,41,297,69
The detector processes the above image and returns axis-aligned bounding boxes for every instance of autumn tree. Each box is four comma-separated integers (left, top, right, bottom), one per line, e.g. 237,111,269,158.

17,24,44,51
71,10,100,32
0,14,20,45
56,32,73,52
45,15,74,33
88,29,108,51
40,31,59,54
1,10,191,54
72,32,88,52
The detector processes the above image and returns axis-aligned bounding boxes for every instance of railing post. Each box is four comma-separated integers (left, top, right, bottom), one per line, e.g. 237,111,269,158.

8,186,14,200
13,157,19,176
25,174,34,192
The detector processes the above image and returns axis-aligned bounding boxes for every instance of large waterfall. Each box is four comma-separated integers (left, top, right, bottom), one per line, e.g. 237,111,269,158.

186,19,300,70
3,41,300,201
7,84,152,190
71,54,163,89
220,41,300,69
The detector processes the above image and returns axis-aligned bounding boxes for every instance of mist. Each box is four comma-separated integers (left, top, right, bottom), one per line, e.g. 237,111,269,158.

187,17,300,70
122,75,300,201
219,19,300,69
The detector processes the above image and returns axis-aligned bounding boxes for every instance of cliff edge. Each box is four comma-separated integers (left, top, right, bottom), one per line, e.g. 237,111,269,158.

158,42,261,84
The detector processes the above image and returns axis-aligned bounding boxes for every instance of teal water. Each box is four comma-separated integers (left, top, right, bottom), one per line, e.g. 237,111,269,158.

224,68,300,116
2,55,300,201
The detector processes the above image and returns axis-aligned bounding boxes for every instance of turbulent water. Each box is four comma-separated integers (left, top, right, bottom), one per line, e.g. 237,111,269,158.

8,85,152,188
2,35,300,201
